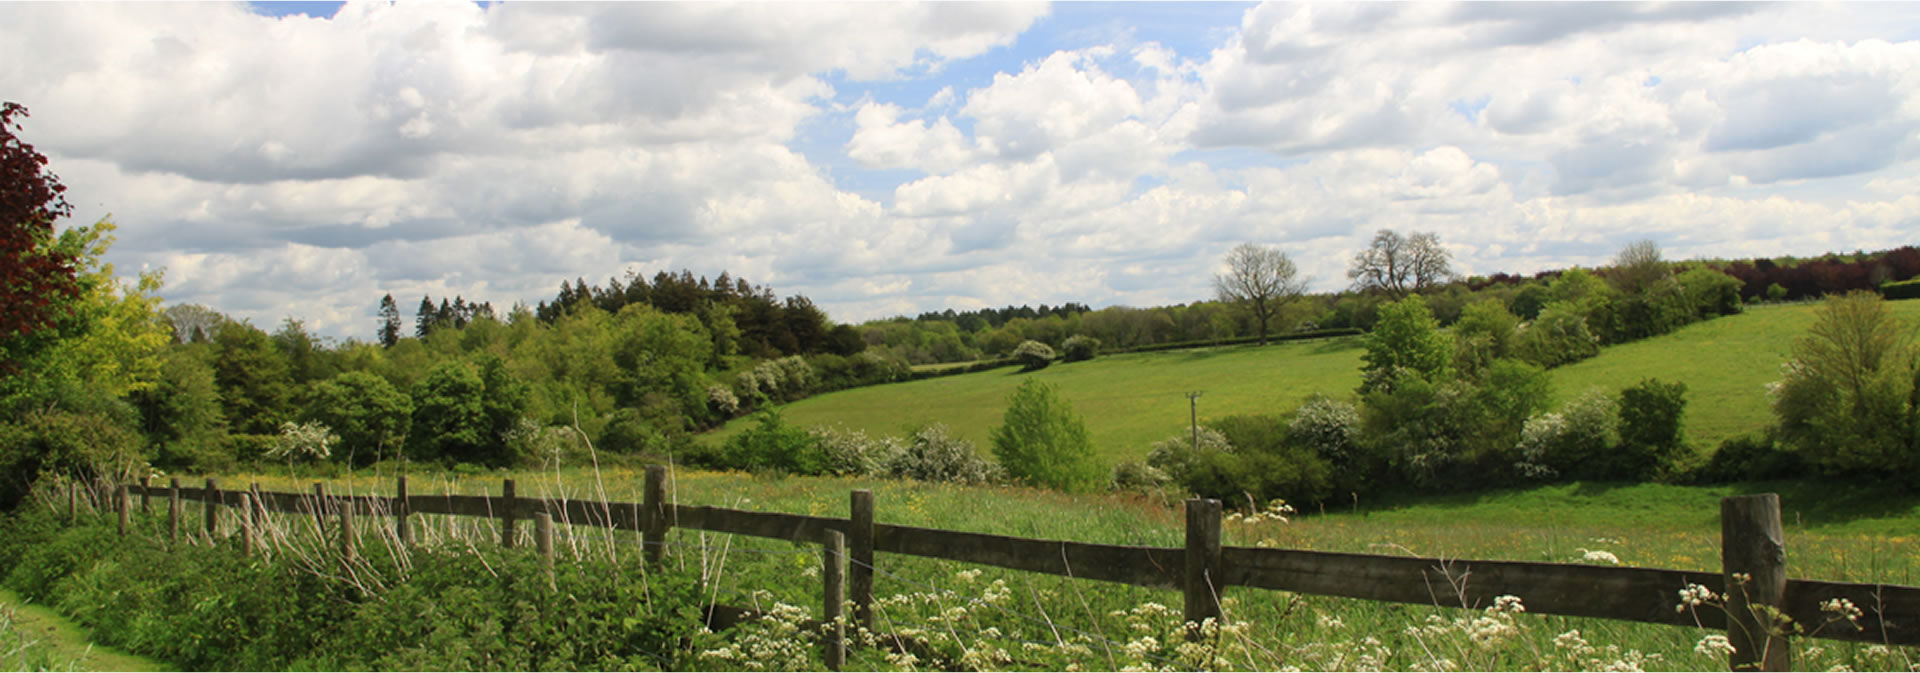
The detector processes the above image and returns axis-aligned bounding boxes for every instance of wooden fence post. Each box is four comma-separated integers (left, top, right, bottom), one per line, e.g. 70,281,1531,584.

823,529,847,672
238,493,255,557
204,478,219,538
168,478,181,541
116,485,128,536
340,498,357,562
1184,498,1224,632
850,489,875,633
642,466,667,564
395,474,413,546
1723,494,1790,672
140,476,150,513
249,482,263,532
311,482,327,540
535,511,554,567
500,478,517,548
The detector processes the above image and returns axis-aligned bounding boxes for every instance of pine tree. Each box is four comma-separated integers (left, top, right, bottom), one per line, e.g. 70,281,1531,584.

415,296,436,338
378,293,402,348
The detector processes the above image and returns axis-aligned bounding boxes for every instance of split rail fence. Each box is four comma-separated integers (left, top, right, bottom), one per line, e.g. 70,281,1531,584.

65,466,1920,672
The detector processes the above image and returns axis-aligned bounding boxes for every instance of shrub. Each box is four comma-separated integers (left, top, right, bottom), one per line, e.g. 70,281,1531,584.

1288,394,1359,464
1882,278,1920,300
1061,335,1101,362
1109,460,1171,491
1766,282,1789,302
1616,378,1689,479
706,384,740,416
1677,267,1744,317
990,380,1099,491
1514,388,1619,480
1509,284,1550,320
1514,301,1600,368
1012,340,1055,371
1692,432,1804,484
1144,426,1232,484
810,425,903,477
887,424,999,485
720,409,826,475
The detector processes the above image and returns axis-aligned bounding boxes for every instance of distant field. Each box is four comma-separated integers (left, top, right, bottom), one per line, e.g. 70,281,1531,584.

1551,299,1920,450
708,298,1920,464
711,336,1368,464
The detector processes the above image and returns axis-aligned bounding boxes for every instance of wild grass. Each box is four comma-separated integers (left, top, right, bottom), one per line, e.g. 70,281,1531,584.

0,588,165,672
201,465,1920,670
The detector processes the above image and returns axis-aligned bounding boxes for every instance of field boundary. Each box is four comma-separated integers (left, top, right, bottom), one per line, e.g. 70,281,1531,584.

76,469,1920,672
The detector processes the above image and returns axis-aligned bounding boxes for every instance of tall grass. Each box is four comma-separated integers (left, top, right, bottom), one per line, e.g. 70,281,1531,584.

168,465,1920,671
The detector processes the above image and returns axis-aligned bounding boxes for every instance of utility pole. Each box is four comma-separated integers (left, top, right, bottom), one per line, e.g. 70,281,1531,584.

1187,391,1204,456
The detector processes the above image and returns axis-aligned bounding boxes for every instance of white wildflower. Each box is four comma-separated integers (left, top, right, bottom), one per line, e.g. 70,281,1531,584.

1695,634,1736,656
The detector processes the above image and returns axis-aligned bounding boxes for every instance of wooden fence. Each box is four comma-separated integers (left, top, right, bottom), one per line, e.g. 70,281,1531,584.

79,468,1920,672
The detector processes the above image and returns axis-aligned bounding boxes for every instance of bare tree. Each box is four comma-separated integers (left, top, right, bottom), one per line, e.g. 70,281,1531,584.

1610,239,1668,294
1215,242,1309,346
1349,229,1454,298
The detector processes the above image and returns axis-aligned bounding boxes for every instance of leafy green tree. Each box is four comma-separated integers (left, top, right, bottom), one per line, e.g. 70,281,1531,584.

212,320,294,436
133,345,229,470
990,379,1098,491
1616,378,1688,479
1359,295,1451,393
406,360,488,464
1771,291,1920,479
1452,299,1522,378
305,371,412,467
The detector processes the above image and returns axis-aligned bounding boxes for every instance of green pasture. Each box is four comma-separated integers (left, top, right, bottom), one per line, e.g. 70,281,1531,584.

710,336,1368,465
708,299,1920,465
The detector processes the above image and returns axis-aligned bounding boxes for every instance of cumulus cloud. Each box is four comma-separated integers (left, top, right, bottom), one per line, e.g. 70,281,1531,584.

2,0,1917,337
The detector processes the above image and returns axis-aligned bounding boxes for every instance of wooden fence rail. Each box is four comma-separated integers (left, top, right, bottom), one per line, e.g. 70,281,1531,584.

110,468,1919,672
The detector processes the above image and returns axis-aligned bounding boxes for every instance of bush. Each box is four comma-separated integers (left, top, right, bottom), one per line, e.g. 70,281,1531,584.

1616,378,1689,480
1678,267,1744,317
1514,301,1600,368
810,425,903,477
1766,283,1790,302
1359,295,1451,394
1144,426,1232,484
1109,461,1171,491
886,424,999,485
1514,388,1619,480
1012,340,1055,371
1061,335,1100,362
1691,432,1804,484
720,409,826,474
990,380,1099,491
1882,278,1920,300
1288,394,1359,464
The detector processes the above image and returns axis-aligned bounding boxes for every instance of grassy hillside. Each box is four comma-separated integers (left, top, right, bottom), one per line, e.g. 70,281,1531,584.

1551,299,1920,450
710,336,1367,464
707,298,1920,464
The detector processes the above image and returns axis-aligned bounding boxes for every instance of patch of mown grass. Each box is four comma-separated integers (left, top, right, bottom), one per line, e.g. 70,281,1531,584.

1,588,171,672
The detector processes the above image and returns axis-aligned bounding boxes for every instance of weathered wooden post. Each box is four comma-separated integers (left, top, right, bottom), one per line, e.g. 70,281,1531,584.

168,478,181,541
535,511,555,568
140,476,150,513
1723,494,1790,672
249,481,263,532
849,489,875,632
823,529,847,672
1184,498,1224,632
339,497,357,562
116,485,129,536
642,466,668,564
204,478,219,538
311,482,328,539
395,474,413,546
238,493,255,557
501,478,517,549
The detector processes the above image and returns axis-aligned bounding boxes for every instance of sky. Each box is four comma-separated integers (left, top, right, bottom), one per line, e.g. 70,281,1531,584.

4,1,1919,341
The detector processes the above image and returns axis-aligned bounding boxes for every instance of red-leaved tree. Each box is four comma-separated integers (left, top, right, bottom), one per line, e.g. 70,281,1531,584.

1,102,80,373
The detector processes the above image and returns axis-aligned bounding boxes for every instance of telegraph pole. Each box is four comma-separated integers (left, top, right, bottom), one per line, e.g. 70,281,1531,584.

1187,391,1204,455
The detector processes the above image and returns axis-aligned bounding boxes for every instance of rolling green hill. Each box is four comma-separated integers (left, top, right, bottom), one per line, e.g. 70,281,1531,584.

706,299,1920,465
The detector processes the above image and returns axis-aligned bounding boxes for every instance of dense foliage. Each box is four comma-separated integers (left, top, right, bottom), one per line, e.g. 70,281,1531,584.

990,380,1099,491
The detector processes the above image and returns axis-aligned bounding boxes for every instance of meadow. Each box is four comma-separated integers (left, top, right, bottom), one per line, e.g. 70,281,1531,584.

708,300,1920,464
191,464,1920,671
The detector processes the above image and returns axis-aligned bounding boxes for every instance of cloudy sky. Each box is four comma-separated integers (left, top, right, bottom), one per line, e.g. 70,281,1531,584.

5,1,1919,340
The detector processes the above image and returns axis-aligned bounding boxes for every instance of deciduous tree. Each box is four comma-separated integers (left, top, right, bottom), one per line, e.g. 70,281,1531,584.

1348,229,1453,298
1214,242,1308,345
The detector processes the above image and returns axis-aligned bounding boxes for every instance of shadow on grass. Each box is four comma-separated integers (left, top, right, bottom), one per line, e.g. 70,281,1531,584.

1729,479,1920,528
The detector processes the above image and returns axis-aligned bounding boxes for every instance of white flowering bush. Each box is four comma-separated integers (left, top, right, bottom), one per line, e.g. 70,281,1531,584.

1289,394,1360,463
707,384,741,416
885,424,1001,485
1515,388,1618,479
268,421,338,463
810,425,904,477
